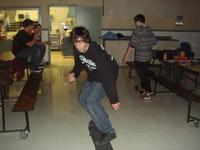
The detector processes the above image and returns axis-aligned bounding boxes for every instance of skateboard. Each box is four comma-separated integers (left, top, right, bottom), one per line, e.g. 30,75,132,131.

88,121,113,150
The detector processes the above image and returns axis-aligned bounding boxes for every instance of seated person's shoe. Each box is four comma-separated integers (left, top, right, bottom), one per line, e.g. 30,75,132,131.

96,132,116,145
37,64,44,70
31,69,42,74
40,60,45,64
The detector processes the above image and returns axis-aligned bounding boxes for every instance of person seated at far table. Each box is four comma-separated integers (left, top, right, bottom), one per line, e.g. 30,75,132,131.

12,19,45,73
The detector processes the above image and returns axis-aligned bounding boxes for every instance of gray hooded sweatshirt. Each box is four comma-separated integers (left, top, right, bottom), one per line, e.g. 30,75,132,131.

129,25,157,62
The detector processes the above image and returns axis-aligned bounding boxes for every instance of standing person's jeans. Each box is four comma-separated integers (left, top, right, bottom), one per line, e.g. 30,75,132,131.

15,44,45,70
135,61,152,92
79,81,115,134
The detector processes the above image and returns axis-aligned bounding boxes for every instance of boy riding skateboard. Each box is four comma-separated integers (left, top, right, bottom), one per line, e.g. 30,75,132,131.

67,26,120,145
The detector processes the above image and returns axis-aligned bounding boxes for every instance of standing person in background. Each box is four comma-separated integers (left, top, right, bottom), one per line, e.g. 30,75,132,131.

122,14,157,101
67,26,120,145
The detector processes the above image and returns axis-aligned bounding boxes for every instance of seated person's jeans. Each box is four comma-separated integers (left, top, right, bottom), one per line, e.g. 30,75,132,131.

15,44,46,70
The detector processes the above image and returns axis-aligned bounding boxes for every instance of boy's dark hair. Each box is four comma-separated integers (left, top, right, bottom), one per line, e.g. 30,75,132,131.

22,19,34,27
134,14,145,23
71,26,91,43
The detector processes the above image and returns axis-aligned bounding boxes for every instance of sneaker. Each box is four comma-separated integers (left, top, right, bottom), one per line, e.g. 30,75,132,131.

143,95,152,100
141,91,154,96
96,132,116,145
146,91,154,97
142,95,152,103
135,85,145,94
139,90,146,95
141,91,148,96
31,69,42,73
37,65,44,70
40,61,45,65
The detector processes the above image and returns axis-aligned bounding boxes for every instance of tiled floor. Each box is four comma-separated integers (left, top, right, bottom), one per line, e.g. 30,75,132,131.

0,56,200,150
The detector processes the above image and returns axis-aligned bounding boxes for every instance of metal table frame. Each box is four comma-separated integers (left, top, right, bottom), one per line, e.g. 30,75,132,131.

0,82,30,139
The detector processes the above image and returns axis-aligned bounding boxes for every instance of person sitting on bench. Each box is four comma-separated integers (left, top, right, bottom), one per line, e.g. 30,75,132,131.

12,19,45,73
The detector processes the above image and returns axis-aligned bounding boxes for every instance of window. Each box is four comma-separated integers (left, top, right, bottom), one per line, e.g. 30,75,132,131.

0,8,39,39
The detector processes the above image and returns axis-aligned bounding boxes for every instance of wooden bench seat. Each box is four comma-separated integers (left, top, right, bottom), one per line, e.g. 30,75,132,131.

13,73,41,112
0,72,42,138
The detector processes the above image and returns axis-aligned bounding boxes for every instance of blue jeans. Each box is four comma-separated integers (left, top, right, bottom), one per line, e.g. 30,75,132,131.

79,81,115,134
15,44,45,70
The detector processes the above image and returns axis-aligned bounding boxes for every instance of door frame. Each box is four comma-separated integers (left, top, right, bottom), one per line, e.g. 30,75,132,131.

47,4,77,64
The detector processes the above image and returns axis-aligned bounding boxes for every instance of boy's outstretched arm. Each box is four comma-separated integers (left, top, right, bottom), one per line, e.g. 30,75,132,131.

94,45,120,109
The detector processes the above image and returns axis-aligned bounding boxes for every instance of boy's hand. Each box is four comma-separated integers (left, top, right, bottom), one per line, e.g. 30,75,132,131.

67,73,76,82
111,102,120,112
33,34,39,41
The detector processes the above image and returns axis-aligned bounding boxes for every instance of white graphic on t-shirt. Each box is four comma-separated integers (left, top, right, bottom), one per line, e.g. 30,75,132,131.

79,55,97,71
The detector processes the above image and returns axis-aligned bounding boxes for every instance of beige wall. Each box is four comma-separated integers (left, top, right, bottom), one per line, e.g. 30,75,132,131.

15,10,39,22
0,0,200,30
103,0,200,30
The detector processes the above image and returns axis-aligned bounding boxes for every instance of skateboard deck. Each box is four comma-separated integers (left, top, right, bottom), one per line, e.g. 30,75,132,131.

88,121,113,150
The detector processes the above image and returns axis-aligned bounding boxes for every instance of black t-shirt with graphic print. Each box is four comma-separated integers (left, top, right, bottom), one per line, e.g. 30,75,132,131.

71,41,119,104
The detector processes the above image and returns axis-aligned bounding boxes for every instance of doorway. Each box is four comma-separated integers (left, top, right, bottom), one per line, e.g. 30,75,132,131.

48,5,101,65
49,6,76,65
